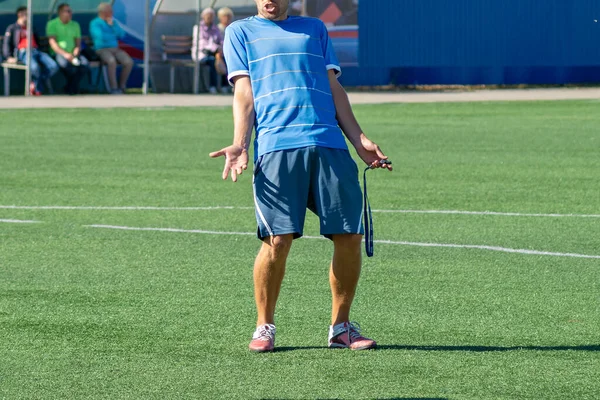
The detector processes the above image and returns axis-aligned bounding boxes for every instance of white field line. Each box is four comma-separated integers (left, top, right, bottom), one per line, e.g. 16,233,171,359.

374,209,600,218
2,205,600,218
0,218,41,224
86,224,600,260
0,205,254,211
86,224,255,236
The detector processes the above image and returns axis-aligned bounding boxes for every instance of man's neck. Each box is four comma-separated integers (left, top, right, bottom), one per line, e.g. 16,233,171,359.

256,13,289,21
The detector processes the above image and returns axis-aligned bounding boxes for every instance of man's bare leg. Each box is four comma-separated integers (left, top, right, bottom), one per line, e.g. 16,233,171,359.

330,234,363,325
254,234,294,326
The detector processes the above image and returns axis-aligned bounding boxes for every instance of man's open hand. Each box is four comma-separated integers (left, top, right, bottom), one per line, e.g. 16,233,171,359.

209,145,249,182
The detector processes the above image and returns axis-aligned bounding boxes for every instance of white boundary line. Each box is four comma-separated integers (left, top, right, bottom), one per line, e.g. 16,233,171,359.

374,209,600,218
2,205,599,218
0,218,41,224
0,205,253,211
87,225,255,236
86,224,600,260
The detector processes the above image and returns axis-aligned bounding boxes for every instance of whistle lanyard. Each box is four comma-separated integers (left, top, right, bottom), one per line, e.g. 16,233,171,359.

363,166,374,257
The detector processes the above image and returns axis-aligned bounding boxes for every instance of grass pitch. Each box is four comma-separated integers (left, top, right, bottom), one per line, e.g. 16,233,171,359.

0,100,599,399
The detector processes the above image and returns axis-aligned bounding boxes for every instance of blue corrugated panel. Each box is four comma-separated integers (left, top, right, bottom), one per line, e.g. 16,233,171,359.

360,0,600,68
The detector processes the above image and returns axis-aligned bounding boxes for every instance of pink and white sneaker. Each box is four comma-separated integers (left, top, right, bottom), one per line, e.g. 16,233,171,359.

328,321,377,350
249,324,276,352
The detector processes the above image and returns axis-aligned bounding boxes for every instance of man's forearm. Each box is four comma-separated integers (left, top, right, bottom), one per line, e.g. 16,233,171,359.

49,39,67,56
330,77,364,148
232,85,255,150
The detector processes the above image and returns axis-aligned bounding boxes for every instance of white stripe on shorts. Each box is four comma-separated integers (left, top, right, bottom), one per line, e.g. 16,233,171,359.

253,186,274,237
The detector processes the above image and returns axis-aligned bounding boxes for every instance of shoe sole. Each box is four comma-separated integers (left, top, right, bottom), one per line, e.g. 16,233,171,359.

249,347,274,353
328,343,377,350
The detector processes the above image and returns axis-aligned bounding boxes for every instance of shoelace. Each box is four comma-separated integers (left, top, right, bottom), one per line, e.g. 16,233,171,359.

253,325,275,341
347,322,364,341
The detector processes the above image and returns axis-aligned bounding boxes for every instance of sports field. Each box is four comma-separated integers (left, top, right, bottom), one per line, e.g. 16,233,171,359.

1,100,599,399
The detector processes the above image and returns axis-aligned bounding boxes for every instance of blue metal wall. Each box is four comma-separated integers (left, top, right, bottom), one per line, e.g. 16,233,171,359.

358,0,600,85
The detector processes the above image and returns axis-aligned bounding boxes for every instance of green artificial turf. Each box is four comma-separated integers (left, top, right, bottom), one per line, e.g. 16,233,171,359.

0,100,599,399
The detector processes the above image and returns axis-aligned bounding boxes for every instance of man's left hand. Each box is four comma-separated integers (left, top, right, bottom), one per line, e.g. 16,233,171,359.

355,135,393,171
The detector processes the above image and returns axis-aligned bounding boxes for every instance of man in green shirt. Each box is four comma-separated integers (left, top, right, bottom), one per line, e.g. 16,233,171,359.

46,3,88,94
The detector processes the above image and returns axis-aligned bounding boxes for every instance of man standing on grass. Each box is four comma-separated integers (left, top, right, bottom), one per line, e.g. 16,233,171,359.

210,0,392,352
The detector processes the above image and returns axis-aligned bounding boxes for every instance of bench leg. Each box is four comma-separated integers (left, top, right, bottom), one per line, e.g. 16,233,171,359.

102,65,110,93
170,66,175,94
3,67,9,97
193,63,199,95
46,78,54,95
93,66,102,93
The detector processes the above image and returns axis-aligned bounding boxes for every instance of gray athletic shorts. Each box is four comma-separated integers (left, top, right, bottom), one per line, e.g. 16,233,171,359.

253,146,364,240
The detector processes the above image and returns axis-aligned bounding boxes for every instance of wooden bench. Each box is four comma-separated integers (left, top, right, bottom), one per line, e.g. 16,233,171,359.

1,34,144,95
161,35,218,94
83,36,149,93
1,35,53,96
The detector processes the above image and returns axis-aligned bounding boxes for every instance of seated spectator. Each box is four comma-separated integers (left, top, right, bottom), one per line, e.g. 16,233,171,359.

216,7,233,92
89,2,133,94
2,6,59,95
192,8,223,94
46,3,89,95
217,7,234,34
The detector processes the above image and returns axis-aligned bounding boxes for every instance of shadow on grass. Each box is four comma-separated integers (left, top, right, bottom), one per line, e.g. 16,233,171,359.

377,344,600,352
271,344,600,353
273,346,328,352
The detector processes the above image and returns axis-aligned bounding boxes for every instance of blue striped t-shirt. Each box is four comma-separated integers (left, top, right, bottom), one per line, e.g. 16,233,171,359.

223,16,348,158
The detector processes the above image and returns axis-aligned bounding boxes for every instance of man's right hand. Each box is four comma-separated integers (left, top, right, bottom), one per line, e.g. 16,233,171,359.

209,145,249,182
63,53,74,62
106,17,114,26
5,57,16,64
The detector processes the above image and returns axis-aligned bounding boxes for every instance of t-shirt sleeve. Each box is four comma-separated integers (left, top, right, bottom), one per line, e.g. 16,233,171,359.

75,22,81,38
46,20,56,37
223,25,249,86
319,21,341,78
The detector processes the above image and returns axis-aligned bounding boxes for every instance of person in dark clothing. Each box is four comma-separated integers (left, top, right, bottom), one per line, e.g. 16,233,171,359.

2,6,59,95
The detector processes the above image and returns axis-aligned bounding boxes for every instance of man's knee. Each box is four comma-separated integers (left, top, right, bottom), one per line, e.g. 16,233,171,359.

118,52,134,68
263,234,293,259
103,57,117,68
333,234,363,250
48,61,59,76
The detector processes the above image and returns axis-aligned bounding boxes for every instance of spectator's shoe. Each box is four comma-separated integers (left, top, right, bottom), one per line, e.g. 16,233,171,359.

249,324,276,353
110,89,123,95
209,86,218,94
220,86,231,94
328,321,377,350
29,82,41,96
